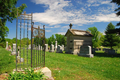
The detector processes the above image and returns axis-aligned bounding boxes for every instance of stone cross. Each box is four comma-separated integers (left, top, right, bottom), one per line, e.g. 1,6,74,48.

69,23,73,29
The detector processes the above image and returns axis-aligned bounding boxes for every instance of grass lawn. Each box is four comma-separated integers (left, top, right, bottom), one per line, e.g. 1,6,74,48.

0,48,15,74
0,48,120,80
45,51,120,80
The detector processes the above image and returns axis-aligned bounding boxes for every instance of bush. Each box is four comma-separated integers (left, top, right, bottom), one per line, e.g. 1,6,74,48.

7,68,47,80
0,42,5,48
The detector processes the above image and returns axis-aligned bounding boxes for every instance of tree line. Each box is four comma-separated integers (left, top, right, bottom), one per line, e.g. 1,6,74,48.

87,22,120,49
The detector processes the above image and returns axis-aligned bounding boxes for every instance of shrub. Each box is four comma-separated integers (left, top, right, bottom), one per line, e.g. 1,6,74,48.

0,42,5,48
7,68,47,80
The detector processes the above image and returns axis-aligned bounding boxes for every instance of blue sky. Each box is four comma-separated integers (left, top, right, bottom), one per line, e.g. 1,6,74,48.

6,0,120,39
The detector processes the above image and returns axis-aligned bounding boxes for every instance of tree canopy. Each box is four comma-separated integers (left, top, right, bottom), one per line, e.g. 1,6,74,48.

104,22,120,49
0,0,27,44
87,27,100,48
111,0,120,26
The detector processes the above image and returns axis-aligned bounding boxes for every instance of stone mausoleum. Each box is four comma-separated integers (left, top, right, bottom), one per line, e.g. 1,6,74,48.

65,24,93,55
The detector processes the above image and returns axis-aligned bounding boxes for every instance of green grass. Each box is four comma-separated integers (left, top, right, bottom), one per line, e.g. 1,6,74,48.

1,48,120,80
0,48,15,74
45,51,120,80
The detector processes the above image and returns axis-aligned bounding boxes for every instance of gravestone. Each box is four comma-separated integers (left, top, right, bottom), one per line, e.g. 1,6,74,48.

6,41,8,49
45,44,48,51
8,45,12,51
49,42,54,52
56,45,63,53
78,46,94,58
62,45,64,51
41,46,42,50
28,45,31,49
107,49,116,55
92,48,96,54
33,44,35,50
11,43,16,55
55,41,57,50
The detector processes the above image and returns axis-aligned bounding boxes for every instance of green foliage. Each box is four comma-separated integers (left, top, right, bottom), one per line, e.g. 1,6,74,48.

0,41,6,48
55,34,66,46
0,48,15,74
47,34,67,46
34,37,45,46
48,35,55,46
7,68,46,80
0,0,27,43
111,0,120,26
104,22,120,49
87,27,100,48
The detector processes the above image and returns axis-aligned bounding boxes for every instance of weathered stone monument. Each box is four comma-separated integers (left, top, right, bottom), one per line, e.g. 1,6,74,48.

8,45,12,51
11,43,16,55
6,41,8,49
92,48,96,54
62,45,64,51
45,44,48,51
49,42,54,52
28,45,31,49
56,45,63,53
65,24,93,55
55,41,57,50
78,46,94,58
41,46,42,50
33,44,35,50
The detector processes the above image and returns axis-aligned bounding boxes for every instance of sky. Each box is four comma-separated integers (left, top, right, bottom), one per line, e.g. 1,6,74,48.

6,0,120,39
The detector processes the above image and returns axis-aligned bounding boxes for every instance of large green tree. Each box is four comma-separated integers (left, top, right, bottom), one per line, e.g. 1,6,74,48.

0,0,27,43
48,35,55,46
104,22,119,49
87,27,100,48
111,0,120,26
55,34,66,46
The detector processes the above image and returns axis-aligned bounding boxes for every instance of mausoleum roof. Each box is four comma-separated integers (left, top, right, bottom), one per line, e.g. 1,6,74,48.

65,29,93,37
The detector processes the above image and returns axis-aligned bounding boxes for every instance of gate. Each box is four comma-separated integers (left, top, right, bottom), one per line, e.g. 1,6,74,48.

16,11,45,71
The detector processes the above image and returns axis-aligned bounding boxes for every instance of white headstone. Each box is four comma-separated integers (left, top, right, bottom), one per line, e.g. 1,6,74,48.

49,42,54,52
62,45,64,51
41,46,42,50
28,45,31,49
55,41,57,50
11,43,16,55
45,44,48,51
56,45,63,53
6,41,8,49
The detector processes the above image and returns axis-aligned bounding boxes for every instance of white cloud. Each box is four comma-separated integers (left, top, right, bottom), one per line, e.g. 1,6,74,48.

46,30,51,32
31,0,119,26
55,32,66,35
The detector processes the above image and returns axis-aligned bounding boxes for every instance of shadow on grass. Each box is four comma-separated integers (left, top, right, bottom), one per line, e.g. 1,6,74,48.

94,53,120,58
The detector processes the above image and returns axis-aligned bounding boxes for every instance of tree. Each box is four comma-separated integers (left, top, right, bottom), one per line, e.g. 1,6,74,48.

87,27,100,48
104,22,120,49
48,35,55,46
98,32,105,46
0,0,27,43
111,0,120,26
55,34,66,46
